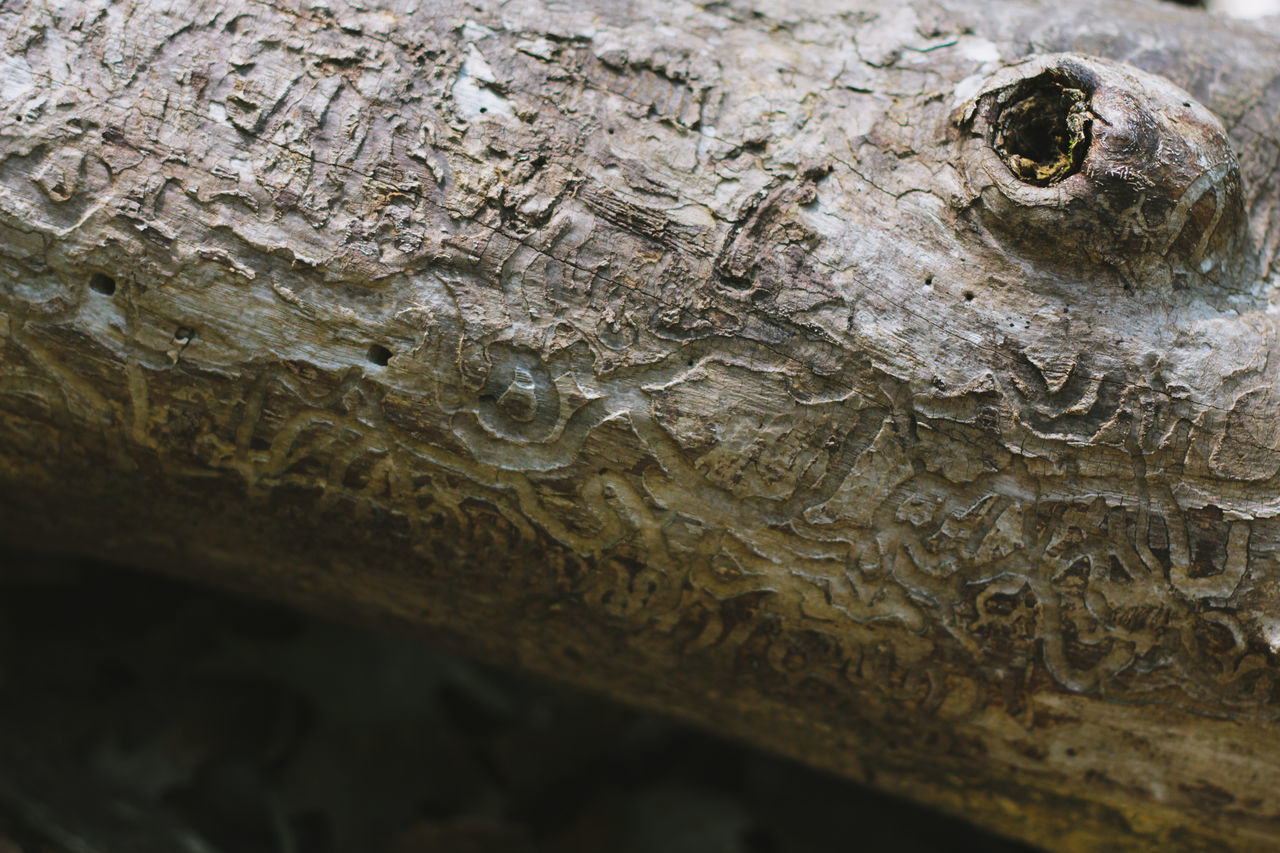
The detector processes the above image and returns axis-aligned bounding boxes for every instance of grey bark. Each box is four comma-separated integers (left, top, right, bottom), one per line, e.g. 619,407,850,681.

2,0,1280,848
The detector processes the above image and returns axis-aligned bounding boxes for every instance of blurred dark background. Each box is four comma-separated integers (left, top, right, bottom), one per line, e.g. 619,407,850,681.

0,548,1034,853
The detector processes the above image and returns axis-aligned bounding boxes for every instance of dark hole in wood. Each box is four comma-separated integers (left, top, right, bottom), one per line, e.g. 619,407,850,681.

995,73,1092,186
366,344,392,366
88,272,116,296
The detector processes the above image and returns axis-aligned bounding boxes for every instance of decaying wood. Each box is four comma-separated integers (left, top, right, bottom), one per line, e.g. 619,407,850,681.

3,0,1280,848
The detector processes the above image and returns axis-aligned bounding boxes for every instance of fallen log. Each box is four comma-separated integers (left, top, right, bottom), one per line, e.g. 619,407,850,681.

2,0,1280,848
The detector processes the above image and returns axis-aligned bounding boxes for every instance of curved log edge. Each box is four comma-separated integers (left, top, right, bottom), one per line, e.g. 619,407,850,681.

2,0,1280,848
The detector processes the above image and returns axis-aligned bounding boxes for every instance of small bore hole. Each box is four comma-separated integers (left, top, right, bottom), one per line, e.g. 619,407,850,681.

366,344,392,366
995,73,1091,186
963,290,975,302
924,276,934,287
88,272,116,296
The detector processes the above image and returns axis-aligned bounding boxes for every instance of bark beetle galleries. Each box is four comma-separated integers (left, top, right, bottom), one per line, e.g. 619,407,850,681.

956,54,1249,287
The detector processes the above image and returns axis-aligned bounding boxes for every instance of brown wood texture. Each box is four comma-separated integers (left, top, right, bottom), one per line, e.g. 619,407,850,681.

2,0,1280,848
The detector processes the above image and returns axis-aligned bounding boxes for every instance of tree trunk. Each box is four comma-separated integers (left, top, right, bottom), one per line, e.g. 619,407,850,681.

3,0,1280,848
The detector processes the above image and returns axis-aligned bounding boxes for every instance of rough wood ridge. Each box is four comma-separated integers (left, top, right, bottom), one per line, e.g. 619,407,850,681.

2,0,1280,849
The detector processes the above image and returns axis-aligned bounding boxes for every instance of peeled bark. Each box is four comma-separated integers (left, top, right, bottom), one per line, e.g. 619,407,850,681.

3,0,1280,848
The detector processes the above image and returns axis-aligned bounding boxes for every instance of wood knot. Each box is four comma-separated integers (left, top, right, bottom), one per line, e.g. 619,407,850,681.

954,54,1250,292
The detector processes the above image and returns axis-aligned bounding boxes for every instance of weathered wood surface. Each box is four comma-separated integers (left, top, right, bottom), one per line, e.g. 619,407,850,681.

2,0,1280,848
